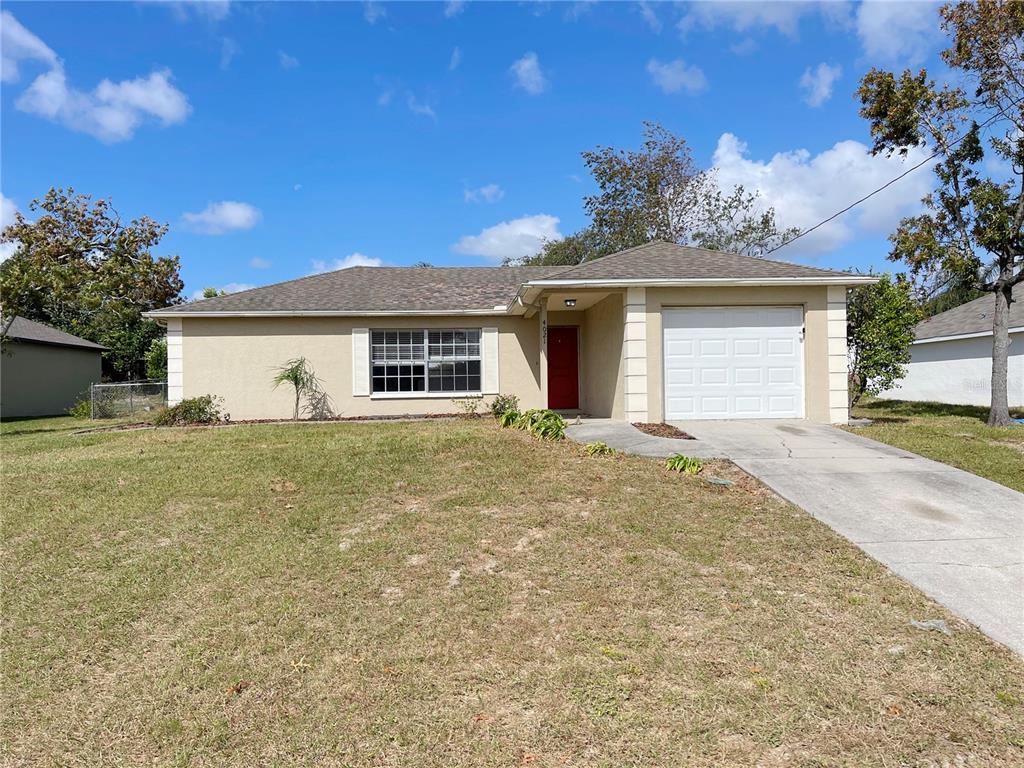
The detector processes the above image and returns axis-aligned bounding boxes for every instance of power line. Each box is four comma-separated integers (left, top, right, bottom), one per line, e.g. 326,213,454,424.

765,101,1020,256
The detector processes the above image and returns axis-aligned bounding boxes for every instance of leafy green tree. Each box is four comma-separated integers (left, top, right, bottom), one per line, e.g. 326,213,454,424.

518,122,797,266
200,287,226,299
0,188,183,378
847,274,922,407
145,337,168,380
857,1,1022,426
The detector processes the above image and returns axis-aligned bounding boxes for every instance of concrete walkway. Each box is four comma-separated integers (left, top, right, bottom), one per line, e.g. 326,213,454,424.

566,418,1024,654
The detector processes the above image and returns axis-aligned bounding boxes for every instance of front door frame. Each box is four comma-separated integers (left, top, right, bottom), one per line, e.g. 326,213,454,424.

547,324,580,410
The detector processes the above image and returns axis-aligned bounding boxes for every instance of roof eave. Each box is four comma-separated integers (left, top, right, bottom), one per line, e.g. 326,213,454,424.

143,308,512,319
522,276,877,288
913,325,1024,344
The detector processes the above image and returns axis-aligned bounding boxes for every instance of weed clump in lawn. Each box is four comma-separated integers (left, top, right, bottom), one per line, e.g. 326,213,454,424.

664,454,703,474
490,393,520,419
585,441,616,457
153,395,224,426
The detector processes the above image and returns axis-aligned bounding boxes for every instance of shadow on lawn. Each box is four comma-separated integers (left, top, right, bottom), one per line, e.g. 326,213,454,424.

857,398,1024,423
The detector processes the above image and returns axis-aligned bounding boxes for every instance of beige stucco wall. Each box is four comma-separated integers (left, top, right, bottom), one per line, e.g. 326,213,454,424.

581,294,625,418
0,341,102,418
644,285,837,423
181,315,544,420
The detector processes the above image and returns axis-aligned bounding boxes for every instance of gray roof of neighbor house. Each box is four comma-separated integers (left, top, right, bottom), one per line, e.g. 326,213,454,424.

526,241,864,282
3,317,106,350
914,284,1024,342
147,241,868,316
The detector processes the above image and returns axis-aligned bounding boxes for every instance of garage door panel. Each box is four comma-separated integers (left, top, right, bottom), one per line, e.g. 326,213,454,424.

663,307,804,420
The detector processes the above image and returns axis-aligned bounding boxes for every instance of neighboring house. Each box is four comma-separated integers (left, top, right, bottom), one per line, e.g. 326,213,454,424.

145,242,873,423
0,317,105,418
880,285,1023,408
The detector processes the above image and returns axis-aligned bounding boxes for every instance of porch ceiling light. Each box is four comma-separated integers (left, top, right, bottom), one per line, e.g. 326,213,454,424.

564,298,577,307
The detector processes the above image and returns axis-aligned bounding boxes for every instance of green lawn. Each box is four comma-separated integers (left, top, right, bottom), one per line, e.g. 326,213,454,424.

2,416,1023,766
850,399,1024,492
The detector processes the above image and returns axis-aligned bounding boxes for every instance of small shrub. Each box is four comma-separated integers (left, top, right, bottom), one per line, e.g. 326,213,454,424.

153,395,223,426
523,409,566,440
585,441,616,457
66,398,91,419
498,409,520,428
664,454,704,474
272,358,333,421
145,337,168,380
453,395,484,417
490,393,520,418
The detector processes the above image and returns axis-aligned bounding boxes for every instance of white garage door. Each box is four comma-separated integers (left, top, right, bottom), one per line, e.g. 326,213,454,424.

663,306,804,420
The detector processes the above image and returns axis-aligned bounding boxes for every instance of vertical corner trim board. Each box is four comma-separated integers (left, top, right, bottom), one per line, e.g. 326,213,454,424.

826,286,849,424
623,287,649,422
166,318,183,406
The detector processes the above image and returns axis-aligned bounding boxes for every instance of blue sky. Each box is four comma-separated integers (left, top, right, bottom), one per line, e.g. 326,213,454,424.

1,1,950,298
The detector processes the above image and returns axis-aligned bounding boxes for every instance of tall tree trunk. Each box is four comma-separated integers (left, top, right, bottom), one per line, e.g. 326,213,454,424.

987,285,1013,427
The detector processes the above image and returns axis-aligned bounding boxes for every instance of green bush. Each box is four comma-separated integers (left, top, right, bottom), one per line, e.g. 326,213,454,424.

490,393,520,418
498,409,520,428
584,441,615,457
515,409,566,440
664,454,704,474
66,398,91,419
153,395,224,426
145,337,168,380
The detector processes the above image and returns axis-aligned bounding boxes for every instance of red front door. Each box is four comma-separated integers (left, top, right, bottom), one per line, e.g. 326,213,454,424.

548,326,579,409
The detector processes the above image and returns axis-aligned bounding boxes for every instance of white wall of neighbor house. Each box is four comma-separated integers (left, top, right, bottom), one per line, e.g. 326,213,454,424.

179,315,544,420
879,332,1024,408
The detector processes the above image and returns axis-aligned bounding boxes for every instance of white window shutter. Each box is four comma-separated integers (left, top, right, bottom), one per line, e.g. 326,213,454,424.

352,328,370,396
482,327,499,394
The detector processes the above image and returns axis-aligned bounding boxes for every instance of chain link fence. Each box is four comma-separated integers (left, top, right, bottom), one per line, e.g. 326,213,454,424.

90,381,167,419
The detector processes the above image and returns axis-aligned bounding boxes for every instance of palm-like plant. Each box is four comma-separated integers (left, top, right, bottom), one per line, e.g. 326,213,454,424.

272,357,319,421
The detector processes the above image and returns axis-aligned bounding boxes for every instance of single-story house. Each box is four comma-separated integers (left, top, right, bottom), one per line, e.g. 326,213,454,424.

146,242,873,424
880,284,1023,408
0,316,105,418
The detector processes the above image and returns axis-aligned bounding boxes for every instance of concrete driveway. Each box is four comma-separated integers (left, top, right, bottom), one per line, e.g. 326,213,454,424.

669,419,1024,655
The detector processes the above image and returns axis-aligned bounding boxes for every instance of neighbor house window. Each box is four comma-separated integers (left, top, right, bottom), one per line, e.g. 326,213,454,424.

371,329,481,394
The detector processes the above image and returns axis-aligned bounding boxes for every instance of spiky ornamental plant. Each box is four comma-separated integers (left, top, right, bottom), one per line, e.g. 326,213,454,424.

272,357,321,421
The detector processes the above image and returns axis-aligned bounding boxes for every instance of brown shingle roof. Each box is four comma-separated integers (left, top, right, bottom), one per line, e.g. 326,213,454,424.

150,266,566,314
533,241,863,282
915,285,1023,341
3,317,106,350
149,242,867,316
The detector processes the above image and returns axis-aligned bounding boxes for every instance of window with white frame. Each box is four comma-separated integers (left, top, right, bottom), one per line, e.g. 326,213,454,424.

371,329,481,394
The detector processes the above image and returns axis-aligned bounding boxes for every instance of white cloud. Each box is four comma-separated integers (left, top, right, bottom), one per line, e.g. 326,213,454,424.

564,2,596,22
0,10,57,83
0,193,20,262
406,93,436,120
730,38,758,56
249,256,271,269
181,201,262,235
799,62,841,107
170,1,232,23
710,132,933,257
191,282,255,300
5,14,190,143
647,58,707,95
510,52,548,95
16,67,191,143
310,253,383,273
636,1,662,33
444,0,465,18
452,214,561,262
364,1,386,25
278,50,299,69
449,46,462,71
856,0,941,65
678,1,819,38
464,184,505,204
220,37,239,70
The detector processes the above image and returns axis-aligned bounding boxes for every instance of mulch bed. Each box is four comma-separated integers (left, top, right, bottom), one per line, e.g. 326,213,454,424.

632,422,695,439
73,413,476,435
